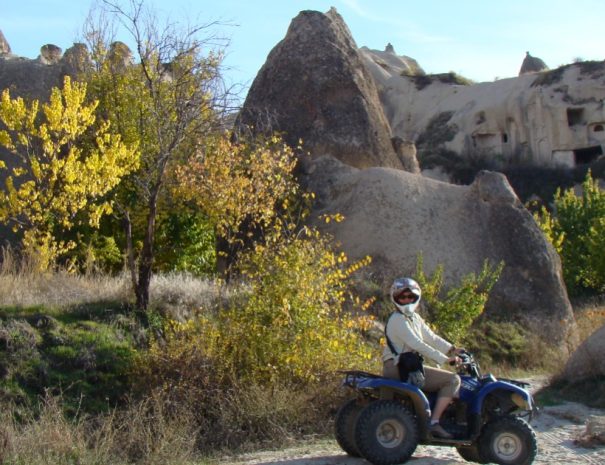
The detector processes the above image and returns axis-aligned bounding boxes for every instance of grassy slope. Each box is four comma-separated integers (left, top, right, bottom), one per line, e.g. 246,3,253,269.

0,269,603,464
0,301,139,414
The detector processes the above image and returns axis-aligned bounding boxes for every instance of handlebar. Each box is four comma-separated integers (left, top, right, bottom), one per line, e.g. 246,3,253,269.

448,350,481,377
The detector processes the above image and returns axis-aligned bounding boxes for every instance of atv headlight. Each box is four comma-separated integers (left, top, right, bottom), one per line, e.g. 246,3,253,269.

511,393,530,410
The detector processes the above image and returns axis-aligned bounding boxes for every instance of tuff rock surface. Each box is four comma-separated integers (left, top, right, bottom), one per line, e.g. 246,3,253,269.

563,323,605,379
301,155,576,351
362,47,605,169
0,30,11,55
519,51,549,75
236,8,405,170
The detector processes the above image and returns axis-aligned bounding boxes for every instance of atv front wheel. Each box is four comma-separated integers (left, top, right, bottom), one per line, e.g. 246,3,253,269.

334,398,363,457
478,416,537,465
354,400,418,465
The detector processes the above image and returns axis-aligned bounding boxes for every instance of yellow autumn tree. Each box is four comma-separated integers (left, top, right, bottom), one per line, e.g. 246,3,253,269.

83,1,229,309
0,76,139,270
174,135,299,239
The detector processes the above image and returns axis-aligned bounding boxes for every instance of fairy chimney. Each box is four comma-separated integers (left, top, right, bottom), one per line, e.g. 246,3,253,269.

519,51,548,75
236,8,404,170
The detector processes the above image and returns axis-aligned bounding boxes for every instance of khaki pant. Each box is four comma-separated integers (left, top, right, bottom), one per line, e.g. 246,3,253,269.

383,359,461,398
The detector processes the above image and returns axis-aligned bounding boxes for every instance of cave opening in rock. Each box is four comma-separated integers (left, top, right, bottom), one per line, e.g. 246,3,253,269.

574,145,603,164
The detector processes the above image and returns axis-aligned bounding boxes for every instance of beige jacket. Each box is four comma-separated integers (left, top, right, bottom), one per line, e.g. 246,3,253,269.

382,310,453,366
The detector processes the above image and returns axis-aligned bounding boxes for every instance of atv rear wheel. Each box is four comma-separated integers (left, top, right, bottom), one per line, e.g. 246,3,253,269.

478,416,537,465
354,400,418,465
334,398,363,457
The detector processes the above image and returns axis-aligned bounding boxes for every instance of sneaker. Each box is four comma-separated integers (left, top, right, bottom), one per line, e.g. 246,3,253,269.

430,422,453,439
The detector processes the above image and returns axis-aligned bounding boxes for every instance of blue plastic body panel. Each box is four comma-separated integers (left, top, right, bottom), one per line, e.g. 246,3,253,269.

341,370,535,418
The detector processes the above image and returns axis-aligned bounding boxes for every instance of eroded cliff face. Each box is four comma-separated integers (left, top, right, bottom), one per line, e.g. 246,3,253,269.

236,8,405,170
362,46,605,169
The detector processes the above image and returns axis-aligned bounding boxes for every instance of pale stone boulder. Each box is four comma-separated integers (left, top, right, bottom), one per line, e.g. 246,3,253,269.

563,323,605,379
62,43,91,75
519,51,549,76
301,155,576,353
39,44,62,64
392,137,420,174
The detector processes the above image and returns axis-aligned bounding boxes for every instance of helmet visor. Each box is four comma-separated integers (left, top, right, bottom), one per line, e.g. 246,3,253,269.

394,288,419,304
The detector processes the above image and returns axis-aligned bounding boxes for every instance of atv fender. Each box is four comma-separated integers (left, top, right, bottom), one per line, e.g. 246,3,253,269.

470,380,536,416
341,371,432,438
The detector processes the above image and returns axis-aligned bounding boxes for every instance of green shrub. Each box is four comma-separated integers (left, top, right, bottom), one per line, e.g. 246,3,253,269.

66,233,124,274
414,254,503,344
465,320,532,368
135,230,378,450
154,210,216,276
535,170,605,295
198,230,375,385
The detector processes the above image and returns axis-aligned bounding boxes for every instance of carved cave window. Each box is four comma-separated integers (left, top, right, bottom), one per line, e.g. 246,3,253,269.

567,108,584,127
594,124,604,132
574,145,603,165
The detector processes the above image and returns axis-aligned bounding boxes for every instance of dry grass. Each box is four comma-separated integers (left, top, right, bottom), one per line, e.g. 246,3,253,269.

0,381,339,465
573,300,605,344
0,246,231,315
0,394,201,465
0,247,131,308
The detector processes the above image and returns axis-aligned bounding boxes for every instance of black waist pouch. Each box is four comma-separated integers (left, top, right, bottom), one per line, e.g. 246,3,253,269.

397,352,425,387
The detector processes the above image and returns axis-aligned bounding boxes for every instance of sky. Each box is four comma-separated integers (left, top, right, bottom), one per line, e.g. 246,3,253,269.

2,0,605,101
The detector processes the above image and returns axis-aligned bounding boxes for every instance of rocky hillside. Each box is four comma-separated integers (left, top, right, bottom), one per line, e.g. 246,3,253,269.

362,45,605,171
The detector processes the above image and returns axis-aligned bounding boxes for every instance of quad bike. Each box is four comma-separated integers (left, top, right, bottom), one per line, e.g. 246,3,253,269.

335,351,538,465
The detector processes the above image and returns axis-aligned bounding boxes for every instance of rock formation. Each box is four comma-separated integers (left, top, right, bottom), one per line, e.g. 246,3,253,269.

562,323,605,379
0,54,65,102
359,44,425,78
39,44,62,65
236,8,406,170
363,48,605,170
392,136,420,173
0,30,11,55
301,155,576,352
519,51,548,75
108,41,134,70
62,43,91,75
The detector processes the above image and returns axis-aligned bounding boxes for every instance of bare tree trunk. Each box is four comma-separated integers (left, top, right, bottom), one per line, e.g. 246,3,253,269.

135,193,158,310
123,211,138,297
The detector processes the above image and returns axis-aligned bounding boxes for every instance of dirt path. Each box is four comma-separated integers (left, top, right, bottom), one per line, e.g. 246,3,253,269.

217,379,605,465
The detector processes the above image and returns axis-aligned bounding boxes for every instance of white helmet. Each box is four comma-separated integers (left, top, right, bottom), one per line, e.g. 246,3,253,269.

390,277,421,316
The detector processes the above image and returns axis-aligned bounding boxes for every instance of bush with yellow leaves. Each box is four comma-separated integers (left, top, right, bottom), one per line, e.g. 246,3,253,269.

146,228,376,388
137,227,377,448
213,229,376,385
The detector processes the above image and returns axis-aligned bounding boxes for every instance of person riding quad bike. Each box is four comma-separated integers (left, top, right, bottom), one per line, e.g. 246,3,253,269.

384,277,464,438
334,277,539,465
